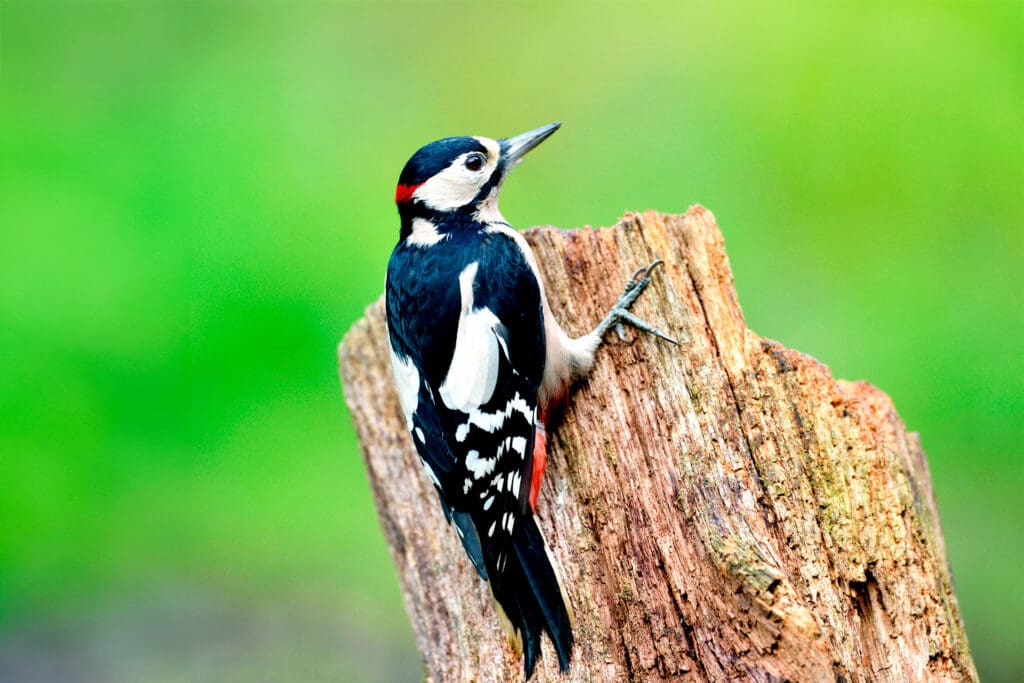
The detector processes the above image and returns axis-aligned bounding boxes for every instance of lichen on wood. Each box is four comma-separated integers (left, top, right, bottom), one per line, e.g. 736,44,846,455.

338,207,976,682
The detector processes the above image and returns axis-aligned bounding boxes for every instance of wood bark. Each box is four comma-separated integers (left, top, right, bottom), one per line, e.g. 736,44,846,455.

338,207,976,682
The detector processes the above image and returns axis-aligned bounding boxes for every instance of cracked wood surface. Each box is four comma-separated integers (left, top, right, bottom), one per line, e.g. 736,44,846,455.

338,207,976,682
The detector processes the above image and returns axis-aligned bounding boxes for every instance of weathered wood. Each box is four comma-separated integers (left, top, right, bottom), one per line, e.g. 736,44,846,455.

338,207,976,682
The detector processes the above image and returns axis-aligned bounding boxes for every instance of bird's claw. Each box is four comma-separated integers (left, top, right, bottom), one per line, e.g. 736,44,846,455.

595,258,678,346
629,259,664,283
614,308,678,345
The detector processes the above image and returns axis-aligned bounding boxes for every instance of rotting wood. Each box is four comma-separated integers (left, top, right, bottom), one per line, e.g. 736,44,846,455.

338,207,976,682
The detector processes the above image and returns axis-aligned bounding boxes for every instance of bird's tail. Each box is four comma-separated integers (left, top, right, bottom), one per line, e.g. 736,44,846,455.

486,512,573,680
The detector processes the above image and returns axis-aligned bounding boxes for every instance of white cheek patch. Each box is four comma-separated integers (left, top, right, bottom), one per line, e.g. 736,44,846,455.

413,142,500,211
413,154,482,210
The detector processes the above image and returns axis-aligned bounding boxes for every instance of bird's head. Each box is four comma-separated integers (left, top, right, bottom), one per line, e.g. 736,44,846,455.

395,123,560,228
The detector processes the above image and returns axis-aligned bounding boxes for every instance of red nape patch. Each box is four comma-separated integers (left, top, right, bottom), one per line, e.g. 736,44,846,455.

394,183,421,204
529,424,548,511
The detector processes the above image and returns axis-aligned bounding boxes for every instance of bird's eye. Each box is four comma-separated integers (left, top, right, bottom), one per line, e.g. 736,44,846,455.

464,154,485,172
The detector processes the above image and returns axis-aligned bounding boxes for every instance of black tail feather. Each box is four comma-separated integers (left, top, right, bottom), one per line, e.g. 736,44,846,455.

486,513,573,679
451,510,488,579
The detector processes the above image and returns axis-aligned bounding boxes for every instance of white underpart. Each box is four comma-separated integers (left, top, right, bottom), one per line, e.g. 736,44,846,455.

387,339,420,431
413,140,499,211
439,262,509,413
485,223,600,409
473,185,504,225
387,331,444,490
406,217,444,247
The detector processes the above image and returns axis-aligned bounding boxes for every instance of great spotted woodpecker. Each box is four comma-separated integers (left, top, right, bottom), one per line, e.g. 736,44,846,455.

385,123,674,679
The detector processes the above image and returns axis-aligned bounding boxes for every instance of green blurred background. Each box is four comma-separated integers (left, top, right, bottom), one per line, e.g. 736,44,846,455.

1,2,1020,681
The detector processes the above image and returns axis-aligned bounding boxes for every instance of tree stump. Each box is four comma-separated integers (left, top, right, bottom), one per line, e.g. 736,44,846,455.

338,207,976,682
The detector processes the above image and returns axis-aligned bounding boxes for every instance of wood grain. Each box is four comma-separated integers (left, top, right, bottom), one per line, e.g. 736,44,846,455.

339,207,976,682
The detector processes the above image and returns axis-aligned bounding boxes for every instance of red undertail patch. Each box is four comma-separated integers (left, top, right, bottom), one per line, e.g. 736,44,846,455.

529,424,548,511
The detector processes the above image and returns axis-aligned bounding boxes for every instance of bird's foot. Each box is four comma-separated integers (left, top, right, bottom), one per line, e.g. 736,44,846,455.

593,259,678,345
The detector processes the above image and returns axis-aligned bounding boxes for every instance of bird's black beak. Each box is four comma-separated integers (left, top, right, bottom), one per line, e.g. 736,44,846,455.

500,122,560,169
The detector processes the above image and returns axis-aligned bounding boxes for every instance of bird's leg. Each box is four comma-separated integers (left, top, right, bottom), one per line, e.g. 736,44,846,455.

531,261,674,510
591,259,678,345
539,259,676,429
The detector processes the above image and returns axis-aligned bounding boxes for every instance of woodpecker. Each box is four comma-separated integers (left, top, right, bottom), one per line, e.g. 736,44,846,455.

385,123,674,679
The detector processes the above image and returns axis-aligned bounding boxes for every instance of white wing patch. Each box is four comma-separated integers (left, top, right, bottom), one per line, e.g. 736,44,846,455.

465,449,496,479
461,392,533,434
439,262,510,413
388,341,419,430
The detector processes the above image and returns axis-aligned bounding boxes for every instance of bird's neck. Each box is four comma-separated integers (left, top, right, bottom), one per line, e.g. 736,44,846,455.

398,204,508,245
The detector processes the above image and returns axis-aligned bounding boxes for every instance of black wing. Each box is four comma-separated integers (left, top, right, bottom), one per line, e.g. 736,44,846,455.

386,231,571,675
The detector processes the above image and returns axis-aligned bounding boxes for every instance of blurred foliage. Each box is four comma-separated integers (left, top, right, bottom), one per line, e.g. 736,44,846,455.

0,2,1020,681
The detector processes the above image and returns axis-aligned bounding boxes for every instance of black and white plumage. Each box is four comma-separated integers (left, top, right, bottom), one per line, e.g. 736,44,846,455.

385,123,674,679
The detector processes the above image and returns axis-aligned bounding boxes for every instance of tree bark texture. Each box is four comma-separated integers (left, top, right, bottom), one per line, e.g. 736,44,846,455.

338,207,976,682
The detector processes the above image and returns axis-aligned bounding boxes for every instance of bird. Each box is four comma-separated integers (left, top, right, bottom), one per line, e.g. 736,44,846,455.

384,122,675,679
